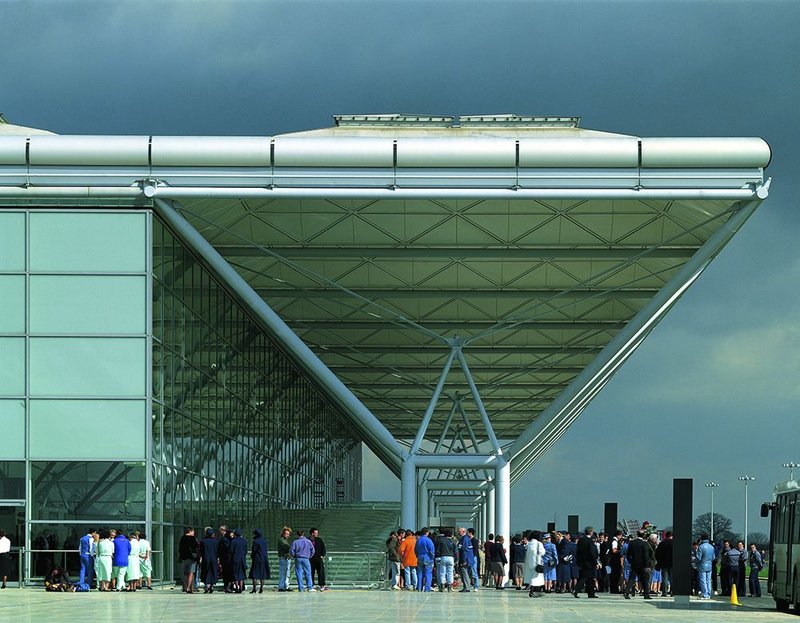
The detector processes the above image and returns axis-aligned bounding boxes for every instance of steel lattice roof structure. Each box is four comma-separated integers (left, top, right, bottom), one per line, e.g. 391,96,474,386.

0,114,771,531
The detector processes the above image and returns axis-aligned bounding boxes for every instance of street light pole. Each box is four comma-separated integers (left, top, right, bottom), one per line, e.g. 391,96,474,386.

705,482,720,541
783,462,799,481
738,475,755,545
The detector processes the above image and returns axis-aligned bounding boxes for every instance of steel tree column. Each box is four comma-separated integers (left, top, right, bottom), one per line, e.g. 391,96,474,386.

401,456,417,530
495,456,510,542
418,480,430,528
487,485,496,537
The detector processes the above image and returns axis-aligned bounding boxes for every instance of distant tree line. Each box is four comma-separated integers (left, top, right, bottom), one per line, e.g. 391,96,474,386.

691,512,768,549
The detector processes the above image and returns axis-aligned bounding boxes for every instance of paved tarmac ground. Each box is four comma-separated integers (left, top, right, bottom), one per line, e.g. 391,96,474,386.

0,587,788,623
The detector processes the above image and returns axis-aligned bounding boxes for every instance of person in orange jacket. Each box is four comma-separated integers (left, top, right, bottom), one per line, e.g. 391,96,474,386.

399,529,418,590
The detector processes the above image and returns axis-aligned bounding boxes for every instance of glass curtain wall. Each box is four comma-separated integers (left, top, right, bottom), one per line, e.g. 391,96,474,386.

0,209,150,581
152,216,362,580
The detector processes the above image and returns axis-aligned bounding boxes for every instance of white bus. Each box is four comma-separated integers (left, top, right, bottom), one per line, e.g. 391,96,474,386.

762,480,800,612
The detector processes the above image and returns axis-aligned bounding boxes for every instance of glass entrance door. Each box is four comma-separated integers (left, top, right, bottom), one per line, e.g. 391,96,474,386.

0,505,25,587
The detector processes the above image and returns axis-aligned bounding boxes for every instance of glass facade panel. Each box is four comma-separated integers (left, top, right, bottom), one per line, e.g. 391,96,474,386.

29,337,146,396
29,212,147,272
152,215,363,554
0,460,25,498
0,401,25,459
31,461,146,521
0,275,25,332
29,399,146,460
0,211,25,271
29,275,147,334
0,337,25,396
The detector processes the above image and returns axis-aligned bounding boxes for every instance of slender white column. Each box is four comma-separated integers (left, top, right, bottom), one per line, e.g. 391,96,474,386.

495,456,511,585
487,486,496,537
495,456,511,541
401,457,417,530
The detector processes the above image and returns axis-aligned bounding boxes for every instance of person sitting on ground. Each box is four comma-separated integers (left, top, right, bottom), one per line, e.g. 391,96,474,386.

45,565,74,592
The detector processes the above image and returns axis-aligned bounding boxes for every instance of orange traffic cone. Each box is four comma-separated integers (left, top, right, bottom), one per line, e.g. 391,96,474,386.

730,583,742,606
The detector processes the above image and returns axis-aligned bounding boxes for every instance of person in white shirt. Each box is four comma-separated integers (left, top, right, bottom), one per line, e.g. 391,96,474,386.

0,530,11,589
138,532,153,589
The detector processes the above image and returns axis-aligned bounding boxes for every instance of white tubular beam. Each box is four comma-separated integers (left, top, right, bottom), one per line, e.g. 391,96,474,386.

401,457,417,530
152,186,759,201
410,348,457,455
508,197,766,480
413,454,498,469
424,479,490,491
0,186,760,201
455,349,502,455
0,186,143,198
152,199,405,472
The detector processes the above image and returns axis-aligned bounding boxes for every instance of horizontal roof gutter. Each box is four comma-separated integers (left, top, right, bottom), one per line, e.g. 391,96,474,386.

0,185,767,201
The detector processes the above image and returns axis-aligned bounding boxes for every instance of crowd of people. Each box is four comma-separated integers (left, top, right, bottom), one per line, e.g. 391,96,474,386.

693,536,765,599
383,526,767,600
178,525,330,594
2,522,767,599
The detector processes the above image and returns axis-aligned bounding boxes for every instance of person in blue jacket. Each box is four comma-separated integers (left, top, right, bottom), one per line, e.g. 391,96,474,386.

415,527,435,592
112,531,131,591
457,527,476,592
249,529,271,593
78,529,96,587
696,534,715,599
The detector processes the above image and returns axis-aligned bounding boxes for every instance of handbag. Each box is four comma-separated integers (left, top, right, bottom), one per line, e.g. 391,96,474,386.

535,564,544,573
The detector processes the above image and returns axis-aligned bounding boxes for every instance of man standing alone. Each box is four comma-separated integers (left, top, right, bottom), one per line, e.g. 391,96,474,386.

309,528,328,591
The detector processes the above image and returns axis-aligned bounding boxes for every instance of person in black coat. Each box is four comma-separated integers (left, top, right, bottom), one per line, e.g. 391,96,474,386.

200,529,219,593
309,528,327,590
624,531,652,599
249,529,271,593
218,531,233,592
229,529,248,594
655,532,673,597
573,527,599,598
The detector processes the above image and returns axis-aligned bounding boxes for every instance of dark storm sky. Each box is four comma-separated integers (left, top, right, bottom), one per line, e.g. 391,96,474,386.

3,0,799,536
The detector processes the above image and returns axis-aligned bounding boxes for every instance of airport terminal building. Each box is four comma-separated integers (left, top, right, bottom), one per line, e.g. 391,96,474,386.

0,114,771,583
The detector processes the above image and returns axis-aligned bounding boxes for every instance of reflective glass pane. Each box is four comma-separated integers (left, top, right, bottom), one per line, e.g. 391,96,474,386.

29,337,146,396
29,212,146,272
0,275,25,332
31,461,146,521
30,275,146,334
29,399,146,459
0,460,25,498
0,400,25,459
0,337,25,396
0,211,25,271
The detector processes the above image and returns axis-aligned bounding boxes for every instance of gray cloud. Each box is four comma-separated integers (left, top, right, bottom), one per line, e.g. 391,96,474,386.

2,0,798,535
